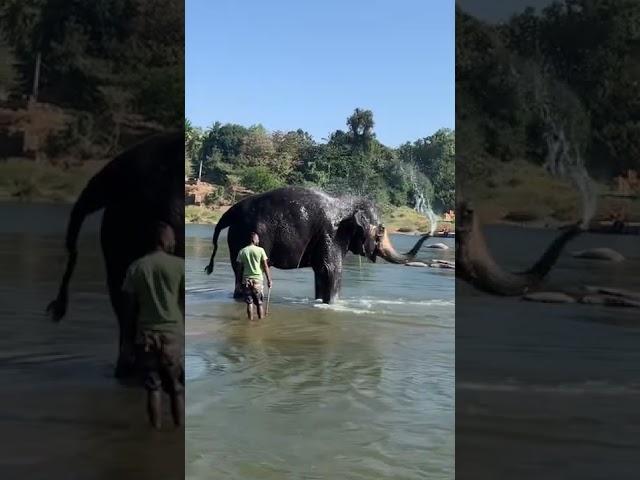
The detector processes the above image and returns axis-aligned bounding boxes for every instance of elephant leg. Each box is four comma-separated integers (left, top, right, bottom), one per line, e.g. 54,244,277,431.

232,262,243,299
313,259,342,304
106,273,136,378
102,208,145,378
228,228,244,299
314,270,323,300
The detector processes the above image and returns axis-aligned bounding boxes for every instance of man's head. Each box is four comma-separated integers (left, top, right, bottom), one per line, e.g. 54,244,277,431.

154,221,176,253
249,232,259,246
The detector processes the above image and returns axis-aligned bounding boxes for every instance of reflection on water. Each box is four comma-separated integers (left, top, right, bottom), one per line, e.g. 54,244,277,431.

457,225,640,478
0,203,183,480
186,224,455,479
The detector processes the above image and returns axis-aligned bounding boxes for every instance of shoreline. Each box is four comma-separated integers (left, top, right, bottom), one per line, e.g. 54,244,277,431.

2,200,631,234
185,204,455,234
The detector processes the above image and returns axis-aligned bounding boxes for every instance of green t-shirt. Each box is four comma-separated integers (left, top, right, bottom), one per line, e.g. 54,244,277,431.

122,250,184,334
236,244,268,281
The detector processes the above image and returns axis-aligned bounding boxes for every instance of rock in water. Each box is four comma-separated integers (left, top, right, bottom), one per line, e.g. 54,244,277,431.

405,261,428,267
571,248,625,262
584,286,640,301
429,263,455,269
426,243,449,250
579,294,640,308
522,292,577,303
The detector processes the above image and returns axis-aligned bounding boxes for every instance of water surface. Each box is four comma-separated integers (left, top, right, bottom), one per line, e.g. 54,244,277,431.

0,203,183,479
456,225,640,478
186,224,455,480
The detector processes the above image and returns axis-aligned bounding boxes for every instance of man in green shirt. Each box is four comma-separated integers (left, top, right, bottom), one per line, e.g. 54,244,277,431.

122,221,184,430
237,232,272,321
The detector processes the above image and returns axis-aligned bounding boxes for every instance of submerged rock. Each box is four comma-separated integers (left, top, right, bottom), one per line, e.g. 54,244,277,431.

522,292,577,303
431,259,455,269
579,294,640,308
571,248,625,262
405,260,455,269
429,263,454,269
584,286,640,301
426,243,449,250
405,261,429,267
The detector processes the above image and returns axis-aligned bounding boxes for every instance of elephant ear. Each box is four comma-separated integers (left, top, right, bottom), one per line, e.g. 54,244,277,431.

354,210,368,231
350,209,378,258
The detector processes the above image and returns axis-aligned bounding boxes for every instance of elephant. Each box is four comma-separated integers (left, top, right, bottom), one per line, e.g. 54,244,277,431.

204,186,430,303
46,131,184,377
456,200,582,296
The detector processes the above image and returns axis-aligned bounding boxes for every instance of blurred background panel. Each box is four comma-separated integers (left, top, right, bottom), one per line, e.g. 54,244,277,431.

0,1,184,478
456,1,640,478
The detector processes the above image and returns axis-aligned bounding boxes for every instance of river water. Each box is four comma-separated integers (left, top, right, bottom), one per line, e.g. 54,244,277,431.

185,224,455,479
456,225,640,478
0,203,183,479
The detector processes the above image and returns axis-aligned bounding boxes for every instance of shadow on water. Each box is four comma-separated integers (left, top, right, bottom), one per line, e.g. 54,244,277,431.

186,224,455,480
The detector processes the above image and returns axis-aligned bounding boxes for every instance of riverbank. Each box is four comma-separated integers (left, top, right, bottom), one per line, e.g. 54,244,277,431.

186,203,455,234
0,159,104,203
465,160,640,227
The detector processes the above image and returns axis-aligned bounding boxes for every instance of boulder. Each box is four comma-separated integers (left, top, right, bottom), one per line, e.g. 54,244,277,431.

571,248,625,262
426,242,449,250
522,292,577,303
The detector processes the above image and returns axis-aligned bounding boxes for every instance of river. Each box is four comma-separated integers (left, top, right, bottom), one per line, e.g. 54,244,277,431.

185,224,455,480
456,225,640,478
0,203,183,480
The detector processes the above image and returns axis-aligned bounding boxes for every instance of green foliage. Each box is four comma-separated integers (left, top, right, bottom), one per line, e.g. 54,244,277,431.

0,0,183,128
0,33,19,97
187,108,456,212
457,1,640,186
397,129,455,210
241,166,284,193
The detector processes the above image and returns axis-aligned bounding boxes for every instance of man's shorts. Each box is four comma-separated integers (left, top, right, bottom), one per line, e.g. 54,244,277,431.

136,331,184,394
243,278,264,305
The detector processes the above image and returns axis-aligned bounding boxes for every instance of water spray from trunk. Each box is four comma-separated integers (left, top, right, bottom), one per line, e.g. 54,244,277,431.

414,190,439,236
542,113,597,229
533,69,597,230
407,166,439,235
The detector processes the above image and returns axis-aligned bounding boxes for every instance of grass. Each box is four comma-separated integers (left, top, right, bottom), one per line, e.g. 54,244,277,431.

383,206,431,233
0,159,103,203
185,205,223,224
466,159,640,225
187,202,453,233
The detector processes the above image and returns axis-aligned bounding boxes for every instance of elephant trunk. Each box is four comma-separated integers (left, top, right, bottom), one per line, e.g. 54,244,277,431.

377,230,429,264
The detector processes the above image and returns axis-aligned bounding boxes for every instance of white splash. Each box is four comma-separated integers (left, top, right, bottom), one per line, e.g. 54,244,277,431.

414,190,439,236
407,166,439,235
543,120,597,229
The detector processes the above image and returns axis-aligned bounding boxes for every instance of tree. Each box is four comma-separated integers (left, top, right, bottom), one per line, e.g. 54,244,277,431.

0,33,19,99
185,118,203,179
241,166,283,193
346,108,375,150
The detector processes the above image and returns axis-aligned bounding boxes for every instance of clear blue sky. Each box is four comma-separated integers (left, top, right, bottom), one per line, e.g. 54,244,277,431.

186,0,454,147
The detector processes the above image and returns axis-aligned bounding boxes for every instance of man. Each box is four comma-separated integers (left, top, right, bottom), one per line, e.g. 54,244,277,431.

237,232,272,321
122,221,184,430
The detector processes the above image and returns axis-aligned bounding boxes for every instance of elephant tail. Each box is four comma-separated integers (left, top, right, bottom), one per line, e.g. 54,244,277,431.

46,169,111,322
204,204,237,275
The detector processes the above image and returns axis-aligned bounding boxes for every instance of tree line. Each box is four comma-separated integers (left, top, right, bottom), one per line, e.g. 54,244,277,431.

457,0,640,187
0,0,183,158
186,109,455,212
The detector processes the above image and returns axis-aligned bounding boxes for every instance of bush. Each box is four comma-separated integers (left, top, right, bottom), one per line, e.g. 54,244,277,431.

203,186,224,206
241,166,283,193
